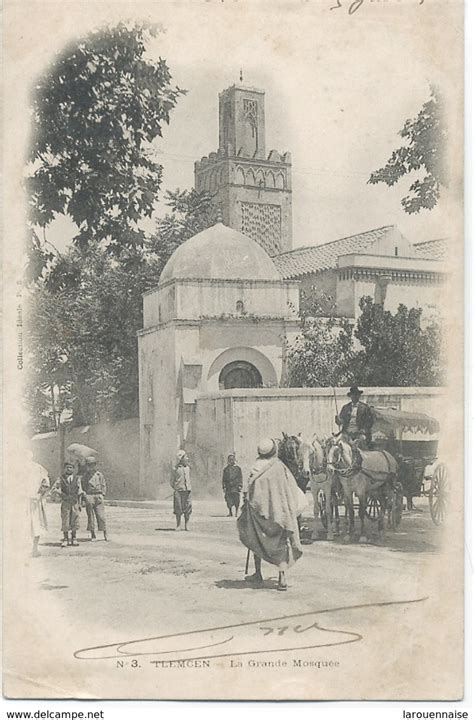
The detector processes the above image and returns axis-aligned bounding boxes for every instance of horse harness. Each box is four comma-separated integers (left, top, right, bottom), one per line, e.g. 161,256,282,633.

332,448,395,489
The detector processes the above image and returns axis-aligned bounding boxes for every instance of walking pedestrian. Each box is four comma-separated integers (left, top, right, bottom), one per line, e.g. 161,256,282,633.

237,438,306,591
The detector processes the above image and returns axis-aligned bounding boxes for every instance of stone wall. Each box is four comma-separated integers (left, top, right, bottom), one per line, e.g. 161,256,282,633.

143,279,300,328
186,387,444,497
32,387,444,501
354,276,444,318
336,253,445,318
31,418,140,499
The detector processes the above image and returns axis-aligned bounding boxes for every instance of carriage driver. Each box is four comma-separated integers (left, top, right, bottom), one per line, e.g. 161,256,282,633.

335,386,374,448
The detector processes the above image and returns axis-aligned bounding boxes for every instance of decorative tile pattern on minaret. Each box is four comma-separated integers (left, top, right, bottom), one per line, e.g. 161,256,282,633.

194,84,292,256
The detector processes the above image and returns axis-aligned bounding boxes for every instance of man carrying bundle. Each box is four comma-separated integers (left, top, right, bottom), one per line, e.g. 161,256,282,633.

237,438,307,592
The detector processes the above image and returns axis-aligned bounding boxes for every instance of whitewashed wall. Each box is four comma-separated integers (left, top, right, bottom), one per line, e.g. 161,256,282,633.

33,388,443,500
187,387,444,496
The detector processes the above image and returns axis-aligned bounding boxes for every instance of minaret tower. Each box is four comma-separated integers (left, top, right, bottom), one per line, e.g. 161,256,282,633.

194,83,292,256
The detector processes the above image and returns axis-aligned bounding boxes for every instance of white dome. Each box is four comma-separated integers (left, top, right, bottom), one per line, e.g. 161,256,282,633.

159,223,281,283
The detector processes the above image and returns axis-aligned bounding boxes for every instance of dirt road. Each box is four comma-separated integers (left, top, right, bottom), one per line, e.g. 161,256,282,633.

6,496,458,700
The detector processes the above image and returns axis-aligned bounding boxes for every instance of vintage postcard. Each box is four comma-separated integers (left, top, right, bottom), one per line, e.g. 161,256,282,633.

2,0,464,701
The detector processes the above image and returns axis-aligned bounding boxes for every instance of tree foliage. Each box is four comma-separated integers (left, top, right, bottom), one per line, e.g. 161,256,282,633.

148,188,215,256
26,249,150,428
287,291,355,387
27,21,184,274
24,20,217,431
288,296,443,389
287,317,354,388
353,297,443,386
25,190,213,431
368,88,447,214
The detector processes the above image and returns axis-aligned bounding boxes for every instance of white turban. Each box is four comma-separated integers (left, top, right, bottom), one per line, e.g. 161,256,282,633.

257,438,276,457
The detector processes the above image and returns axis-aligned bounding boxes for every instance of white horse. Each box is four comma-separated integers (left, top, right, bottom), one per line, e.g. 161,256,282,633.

295,434,341,541
327,437,398,542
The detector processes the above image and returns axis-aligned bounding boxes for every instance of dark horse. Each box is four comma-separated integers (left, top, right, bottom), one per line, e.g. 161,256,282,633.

278,432,309,493
279,432,342,541
277,432,310,537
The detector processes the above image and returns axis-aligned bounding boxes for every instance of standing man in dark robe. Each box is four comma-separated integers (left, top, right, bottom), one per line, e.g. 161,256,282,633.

55,461,84,547
237,438,307,591
336,386,374,448
222,453,243,517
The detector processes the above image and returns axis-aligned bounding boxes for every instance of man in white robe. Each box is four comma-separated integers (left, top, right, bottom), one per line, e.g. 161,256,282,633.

27,454,50,557
237,438,306,591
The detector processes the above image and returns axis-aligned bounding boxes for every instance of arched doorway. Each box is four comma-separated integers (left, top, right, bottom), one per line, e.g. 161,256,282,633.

207,347,278,392
219,361,263,390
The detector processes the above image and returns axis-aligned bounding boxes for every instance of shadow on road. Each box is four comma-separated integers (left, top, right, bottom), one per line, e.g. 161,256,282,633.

42,538,96,547
307,530,441,554
40,583,69,591
215,578,280,591
154,527,178,532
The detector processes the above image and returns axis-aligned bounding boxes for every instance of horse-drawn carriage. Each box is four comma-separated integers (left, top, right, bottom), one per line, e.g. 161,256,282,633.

280,404,447,542
370,407,448,526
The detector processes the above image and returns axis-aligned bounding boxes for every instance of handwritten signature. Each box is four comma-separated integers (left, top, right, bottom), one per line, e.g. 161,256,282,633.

74,597,428,663
331,0,424,15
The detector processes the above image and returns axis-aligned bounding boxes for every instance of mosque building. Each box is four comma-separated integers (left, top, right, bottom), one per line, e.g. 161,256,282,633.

137,83,446,496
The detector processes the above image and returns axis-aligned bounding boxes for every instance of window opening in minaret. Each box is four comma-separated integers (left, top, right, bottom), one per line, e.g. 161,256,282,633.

243,98,258,150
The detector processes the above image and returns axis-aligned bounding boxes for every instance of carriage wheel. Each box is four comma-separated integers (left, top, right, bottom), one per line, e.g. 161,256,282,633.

429,463,449,525
366,496,382,521
318,489,328,529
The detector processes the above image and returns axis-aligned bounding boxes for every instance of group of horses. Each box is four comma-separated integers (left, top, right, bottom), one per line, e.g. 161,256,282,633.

278,432,403,542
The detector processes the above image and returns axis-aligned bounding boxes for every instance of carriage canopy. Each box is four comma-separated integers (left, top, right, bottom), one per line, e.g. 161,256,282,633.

371,407,440,436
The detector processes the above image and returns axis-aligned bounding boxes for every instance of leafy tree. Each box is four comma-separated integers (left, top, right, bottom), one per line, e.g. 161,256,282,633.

353,297,443,386
24,19,216,430
287,318,354,388
287,292,354,387
368,88,447,213
27,21,184,277
287,295,443,389
148,188,215,256
299,285,340,318
25,190,213,431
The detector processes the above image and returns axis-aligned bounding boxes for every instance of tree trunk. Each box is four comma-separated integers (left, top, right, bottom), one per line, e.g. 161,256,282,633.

58,422,66,470
50,384,58,430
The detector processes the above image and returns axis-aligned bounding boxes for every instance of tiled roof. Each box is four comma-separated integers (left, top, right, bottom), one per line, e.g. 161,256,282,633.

412,238,448,260
273,226,395,279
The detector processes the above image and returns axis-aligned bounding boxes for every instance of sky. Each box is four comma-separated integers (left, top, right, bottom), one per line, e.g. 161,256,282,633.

30,0,459,252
